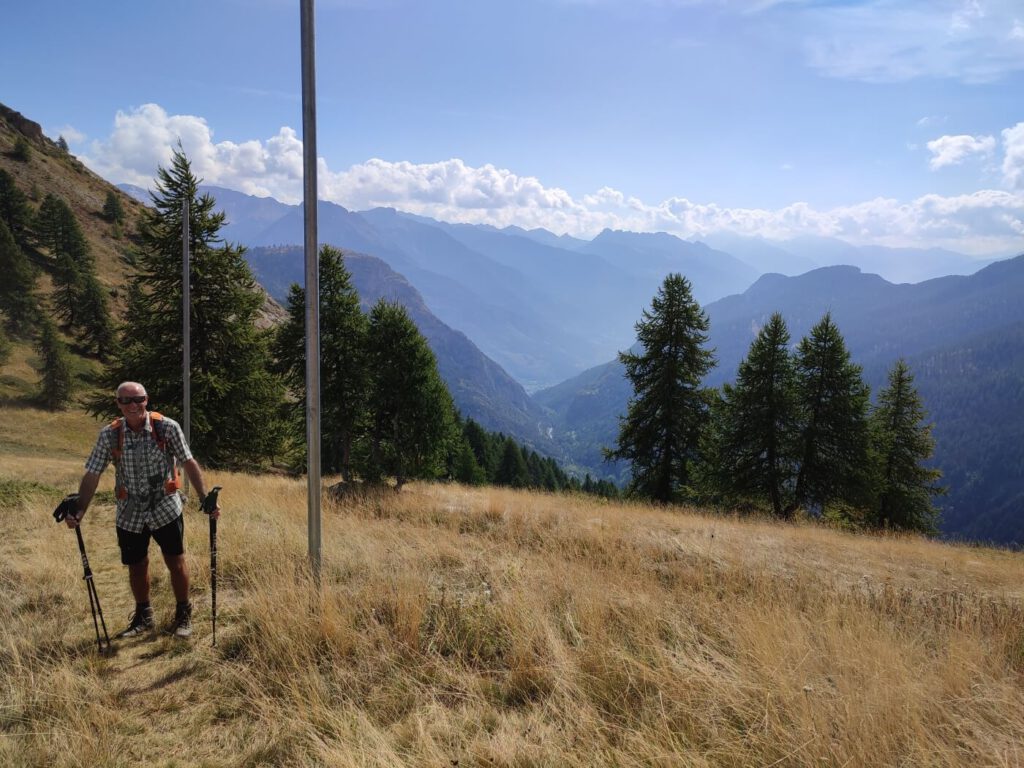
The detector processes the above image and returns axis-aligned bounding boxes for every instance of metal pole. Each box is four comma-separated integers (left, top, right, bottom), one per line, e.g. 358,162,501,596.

301,0,322,583
182,195,191,495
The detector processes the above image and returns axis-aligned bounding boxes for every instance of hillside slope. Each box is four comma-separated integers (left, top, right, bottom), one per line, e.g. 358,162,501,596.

1,102,146,312
2,427,1022,767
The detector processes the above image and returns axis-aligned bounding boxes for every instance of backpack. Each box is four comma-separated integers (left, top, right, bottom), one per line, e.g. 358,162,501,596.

109,411,181,500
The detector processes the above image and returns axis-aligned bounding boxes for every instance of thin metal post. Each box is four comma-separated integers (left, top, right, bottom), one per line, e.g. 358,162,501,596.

301,0,322,583
182,195,191,495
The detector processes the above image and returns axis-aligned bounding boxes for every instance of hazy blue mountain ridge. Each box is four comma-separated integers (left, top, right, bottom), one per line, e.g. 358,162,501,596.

536,256,1024,545
236,199,598,387
245,246,559,453
581,229,760,306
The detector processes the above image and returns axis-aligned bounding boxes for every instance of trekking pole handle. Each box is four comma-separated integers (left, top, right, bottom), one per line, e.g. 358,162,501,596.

53,494,81,524
200,486,222,515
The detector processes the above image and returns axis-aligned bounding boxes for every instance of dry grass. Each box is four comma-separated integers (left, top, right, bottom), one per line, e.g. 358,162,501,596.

1,443,1022,767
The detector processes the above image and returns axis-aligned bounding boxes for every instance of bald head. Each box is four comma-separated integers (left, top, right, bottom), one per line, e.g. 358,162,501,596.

116,381,147,399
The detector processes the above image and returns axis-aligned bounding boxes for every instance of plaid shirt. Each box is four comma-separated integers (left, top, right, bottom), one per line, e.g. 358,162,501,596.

85,412,193,533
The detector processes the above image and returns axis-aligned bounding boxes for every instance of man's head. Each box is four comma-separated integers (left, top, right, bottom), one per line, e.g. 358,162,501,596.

115,381,148,424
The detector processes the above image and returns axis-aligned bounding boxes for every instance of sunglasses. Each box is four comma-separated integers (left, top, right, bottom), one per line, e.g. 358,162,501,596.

116,395,148,405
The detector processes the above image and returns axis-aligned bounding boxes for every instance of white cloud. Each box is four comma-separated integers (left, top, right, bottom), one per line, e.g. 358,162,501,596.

1002,122,1024,189
926,134,996,169
52,125,86,145
83,104,305,201
1013,20,1024,39
78,104,1024,257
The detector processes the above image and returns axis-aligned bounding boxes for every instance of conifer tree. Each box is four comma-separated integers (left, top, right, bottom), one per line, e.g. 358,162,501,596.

870,359,945,532
464,418,498,477
102,190,126,224
0,219,38,337
274,245,369,479
495,437,531,488
451,434,487,485
711,313,800,516
791,314,871,516
363,300,457,488
51,249,83,328
37,195,91,328
0,169,31,249
605,273,716,503
76,273,116,359
93,149,283,468
36,194,93,269
37,319,74,410
12,136,30,162
35,194,115,357
0,325,11,367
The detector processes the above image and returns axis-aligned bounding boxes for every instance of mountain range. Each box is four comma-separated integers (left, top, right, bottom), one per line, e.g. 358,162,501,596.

117,183,1021,545
245,245,558,454
537,258,1024,545
122,184,991,389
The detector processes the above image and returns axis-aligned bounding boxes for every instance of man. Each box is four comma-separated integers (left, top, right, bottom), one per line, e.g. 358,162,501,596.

65,381,220,639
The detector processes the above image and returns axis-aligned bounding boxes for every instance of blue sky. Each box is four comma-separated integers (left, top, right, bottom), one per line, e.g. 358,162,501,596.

3,0,1024,256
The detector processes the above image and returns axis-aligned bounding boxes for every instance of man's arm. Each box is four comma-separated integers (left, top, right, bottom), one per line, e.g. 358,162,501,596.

66,472,101,528
183,459,220,519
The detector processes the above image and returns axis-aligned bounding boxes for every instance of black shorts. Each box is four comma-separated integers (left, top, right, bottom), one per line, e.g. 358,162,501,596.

116,516,185,566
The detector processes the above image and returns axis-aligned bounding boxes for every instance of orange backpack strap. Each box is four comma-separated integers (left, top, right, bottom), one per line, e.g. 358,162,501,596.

109,417,124,463
149,412,181,494
109,412,181,497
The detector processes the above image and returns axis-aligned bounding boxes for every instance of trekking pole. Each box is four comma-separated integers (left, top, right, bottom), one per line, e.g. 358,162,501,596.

200,486,222,647
53,495,111,655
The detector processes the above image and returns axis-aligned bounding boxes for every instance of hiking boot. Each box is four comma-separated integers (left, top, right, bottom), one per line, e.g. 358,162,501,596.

117,606,155,638
167,602,193,639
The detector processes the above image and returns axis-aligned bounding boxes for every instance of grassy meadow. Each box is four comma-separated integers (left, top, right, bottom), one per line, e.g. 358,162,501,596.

1,405,1023,767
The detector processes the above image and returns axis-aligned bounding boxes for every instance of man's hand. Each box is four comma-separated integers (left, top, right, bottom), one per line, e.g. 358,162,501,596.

53,495,83,528
199,486,222,520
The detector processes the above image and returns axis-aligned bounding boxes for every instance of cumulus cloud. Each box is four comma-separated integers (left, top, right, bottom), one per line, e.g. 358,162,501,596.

83,104,305,201
926,133,997,169
53,125,86,145
79,104,1024,257
1002,122,1024,189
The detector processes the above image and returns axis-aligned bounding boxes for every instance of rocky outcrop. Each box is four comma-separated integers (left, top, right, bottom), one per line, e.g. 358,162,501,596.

0,102,45,144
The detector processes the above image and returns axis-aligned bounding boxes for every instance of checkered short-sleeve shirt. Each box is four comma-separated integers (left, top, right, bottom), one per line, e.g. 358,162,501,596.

85,412,193,533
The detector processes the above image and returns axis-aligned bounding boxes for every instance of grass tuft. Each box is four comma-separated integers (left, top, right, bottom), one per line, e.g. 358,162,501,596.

1,447,1023,766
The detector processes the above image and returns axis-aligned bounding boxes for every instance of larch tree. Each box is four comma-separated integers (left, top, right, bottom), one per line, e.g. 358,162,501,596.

102,190,126,224
870,359,945,533
362,300,457,489
273,245,369,480
0,219,38,337
92,148,284,468
0,169,32,249
36,194,112,355
37,318,74,410
75,272,116,360
711,312,800,517
605,273,716,503
791,313,872,517
495,437,530,488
